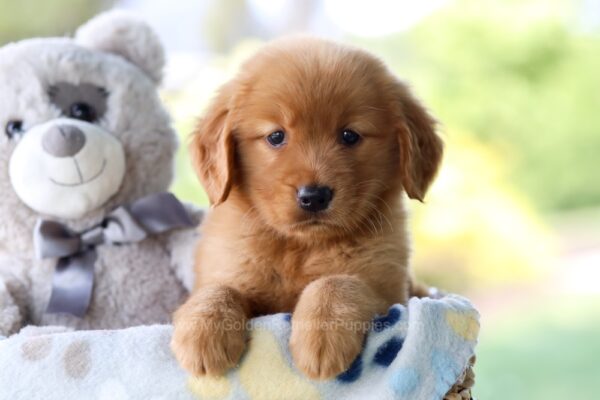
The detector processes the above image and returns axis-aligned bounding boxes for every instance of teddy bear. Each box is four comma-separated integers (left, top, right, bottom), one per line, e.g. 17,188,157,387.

0,11,202,336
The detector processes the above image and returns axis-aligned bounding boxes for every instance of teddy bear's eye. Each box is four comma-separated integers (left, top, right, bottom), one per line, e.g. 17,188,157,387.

69,102,97,122
5,120,24,139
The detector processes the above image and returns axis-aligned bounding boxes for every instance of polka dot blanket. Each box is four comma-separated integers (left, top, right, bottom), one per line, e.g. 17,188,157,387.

0,295,479,400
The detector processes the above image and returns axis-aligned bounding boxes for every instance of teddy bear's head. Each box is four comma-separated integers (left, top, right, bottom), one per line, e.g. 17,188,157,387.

0,11,177,247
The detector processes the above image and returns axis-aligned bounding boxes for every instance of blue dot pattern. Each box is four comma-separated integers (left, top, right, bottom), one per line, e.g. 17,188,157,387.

336,355,363,383
390,367,420,396
373,336,404,367
0,295,480,400
372,307,401,332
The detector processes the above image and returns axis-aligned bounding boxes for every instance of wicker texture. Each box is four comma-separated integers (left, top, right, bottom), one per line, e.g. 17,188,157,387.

443,356,476,400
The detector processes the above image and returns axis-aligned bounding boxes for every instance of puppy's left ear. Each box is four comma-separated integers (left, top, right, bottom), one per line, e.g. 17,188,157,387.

189,82,237,206
394,81,443,201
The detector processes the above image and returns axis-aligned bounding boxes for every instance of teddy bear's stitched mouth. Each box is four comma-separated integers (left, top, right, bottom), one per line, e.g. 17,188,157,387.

49,158,107,187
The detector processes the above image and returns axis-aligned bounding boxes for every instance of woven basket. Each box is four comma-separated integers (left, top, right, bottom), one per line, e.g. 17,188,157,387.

443,356,476,400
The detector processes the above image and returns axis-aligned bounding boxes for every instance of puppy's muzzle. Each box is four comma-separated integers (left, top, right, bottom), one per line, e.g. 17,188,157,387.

297,185,333,212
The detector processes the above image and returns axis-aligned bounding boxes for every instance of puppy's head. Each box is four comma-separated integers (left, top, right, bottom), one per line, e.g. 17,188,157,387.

191,37,442,239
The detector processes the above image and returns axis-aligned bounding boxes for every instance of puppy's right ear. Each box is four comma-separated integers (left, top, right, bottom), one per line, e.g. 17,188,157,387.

393,80,443,202
190,83,236,206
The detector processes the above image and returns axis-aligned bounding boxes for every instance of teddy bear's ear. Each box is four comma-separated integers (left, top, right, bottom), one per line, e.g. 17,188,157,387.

75,10,165,84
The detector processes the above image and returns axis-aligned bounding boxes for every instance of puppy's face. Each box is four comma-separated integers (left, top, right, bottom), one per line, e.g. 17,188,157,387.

191,38,442,240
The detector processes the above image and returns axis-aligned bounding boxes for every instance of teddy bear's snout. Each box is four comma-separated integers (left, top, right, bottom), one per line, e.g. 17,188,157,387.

9,118,127,219
42,125,86,158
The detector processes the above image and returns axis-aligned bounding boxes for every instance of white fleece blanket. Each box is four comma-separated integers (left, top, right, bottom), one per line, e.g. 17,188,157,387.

0,295,479,400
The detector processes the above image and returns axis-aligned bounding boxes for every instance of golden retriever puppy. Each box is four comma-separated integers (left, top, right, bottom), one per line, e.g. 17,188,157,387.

171,37,443,380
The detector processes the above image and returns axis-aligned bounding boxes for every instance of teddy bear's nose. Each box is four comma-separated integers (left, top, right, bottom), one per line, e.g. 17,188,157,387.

42,125,86,158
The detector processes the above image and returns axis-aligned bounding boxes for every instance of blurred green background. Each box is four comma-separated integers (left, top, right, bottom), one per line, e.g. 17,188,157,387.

2,0,599,398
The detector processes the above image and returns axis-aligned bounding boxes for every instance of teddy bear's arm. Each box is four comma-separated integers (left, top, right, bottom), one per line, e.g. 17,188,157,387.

0,280,22,336
0,257,31,336
165,203,205,292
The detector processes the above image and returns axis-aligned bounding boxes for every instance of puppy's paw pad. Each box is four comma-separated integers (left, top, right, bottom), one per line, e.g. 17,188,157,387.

290,321,365,380
171,318,246,377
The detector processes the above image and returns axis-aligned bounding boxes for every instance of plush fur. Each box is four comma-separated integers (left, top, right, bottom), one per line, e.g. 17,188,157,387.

171,37,443,379
0,11,200,335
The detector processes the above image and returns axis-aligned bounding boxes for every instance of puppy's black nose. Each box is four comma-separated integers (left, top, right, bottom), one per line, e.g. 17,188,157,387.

297,185,333,212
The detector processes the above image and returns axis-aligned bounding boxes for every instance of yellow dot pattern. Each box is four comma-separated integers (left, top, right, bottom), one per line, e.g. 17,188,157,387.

445,310,480,341
188,374,231,400
187,328,321,400
238,328,321,400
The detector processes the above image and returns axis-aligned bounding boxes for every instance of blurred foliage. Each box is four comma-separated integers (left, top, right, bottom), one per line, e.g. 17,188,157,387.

0,0,111,44
410,133,555,292
202,0,250,52
356,0,600,212
476,296,600,399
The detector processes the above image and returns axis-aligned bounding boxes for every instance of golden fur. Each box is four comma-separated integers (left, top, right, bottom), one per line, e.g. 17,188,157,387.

171,37,443,379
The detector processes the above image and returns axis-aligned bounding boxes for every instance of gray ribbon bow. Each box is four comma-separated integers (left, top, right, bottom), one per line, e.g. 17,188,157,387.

34,192,195,317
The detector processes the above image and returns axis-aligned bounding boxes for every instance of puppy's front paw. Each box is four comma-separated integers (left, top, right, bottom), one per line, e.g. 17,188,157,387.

290,315,365,380
289,275,383,380
171,287,248,377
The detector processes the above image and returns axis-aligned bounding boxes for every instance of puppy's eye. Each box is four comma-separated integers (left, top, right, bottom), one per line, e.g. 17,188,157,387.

5,120,24,139
266,130,286,147
69,102,97,122
341,129,361,146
